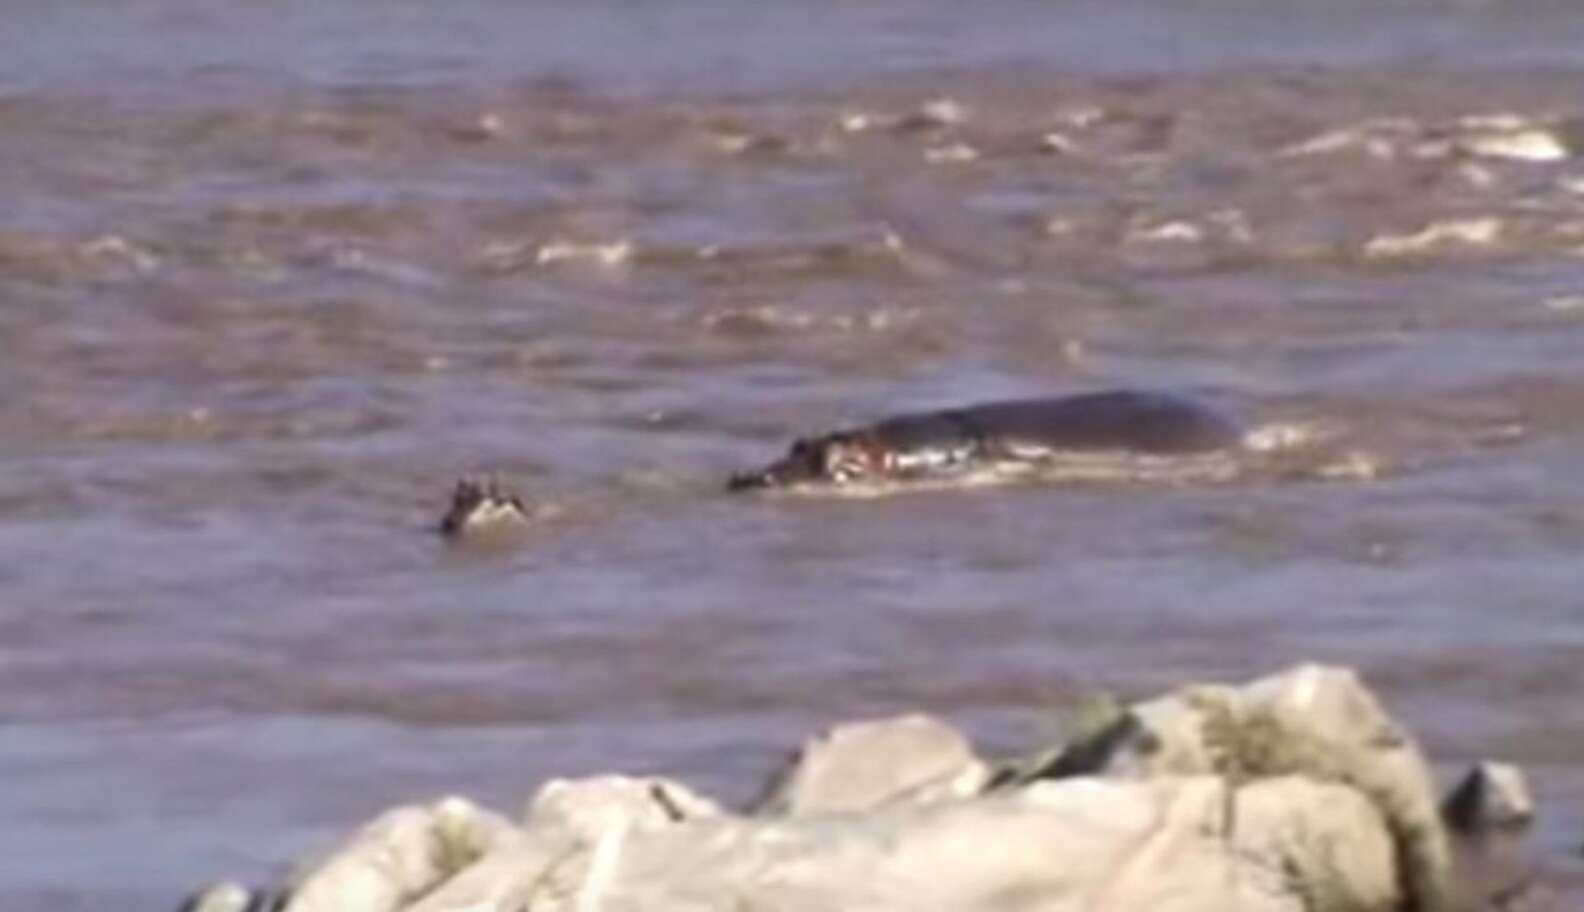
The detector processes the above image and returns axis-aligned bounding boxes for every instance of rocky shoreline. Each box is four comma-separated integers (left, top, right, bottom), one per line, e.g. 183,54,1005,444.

181,664,1553,912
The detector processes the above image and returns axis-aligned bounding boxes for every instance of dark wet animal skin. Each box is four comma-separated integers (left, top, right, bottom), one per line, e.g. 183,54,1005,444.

728,390,1242,490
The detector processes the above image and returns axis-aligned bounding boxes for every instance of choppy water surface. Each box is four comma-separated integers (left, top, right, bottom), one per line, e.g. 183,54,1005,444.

3,2,1584,907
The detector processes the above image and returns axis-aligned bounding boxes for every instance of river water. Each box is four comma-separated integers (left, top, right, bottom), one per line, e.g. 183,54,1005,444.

3,1,1584,907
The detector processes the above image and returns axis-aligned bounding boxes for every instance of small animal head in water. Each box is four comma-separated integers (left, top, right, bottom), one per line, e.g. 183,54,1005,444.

729,433,888,490
438,477,531,539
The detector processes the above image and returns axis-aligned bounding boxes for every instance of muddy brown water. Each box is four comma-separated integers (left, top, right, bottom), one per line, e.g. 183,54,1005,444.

3,2,1584,907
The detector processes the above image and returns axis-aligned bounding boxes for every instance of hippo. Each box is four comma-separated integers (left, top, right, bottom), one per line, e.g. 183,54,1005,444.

728,390,1243,491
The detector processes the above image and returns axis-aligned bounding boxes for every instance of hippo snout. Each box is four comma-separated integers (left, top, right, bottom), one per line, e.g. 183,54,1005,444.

728,469,776,491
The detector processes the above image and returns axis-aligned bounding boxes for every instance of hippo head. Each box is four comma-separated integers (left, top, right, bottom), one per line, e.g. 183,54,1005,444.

729,433,888,491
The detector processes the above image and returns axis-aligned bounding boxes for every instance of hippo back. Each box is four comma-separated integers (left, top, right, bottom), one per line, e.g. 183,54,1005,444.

921,391,1241,457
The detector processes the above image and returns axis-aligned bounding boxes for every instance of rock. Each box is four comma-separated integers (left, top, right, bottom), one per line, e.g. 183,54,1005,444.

1444,761,1535,833
755,713,988,816
178,881,276,912
525,774,724,836
491,775,1398,912
403,776,720,912
1451,828,1547,912
244,775,1404,912
177,664,1459,912
1004,663,1454,912
280,796,519,912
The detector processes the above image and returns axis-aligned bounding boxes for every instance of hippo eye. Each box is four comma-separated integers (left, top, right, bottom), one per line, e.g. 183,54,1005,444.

788,440,820,469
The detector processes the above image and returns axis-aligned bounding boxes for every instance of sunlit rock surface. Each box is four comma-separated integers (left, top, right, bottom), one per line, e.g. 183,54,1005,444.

180,665,1493,912
754,713,990,816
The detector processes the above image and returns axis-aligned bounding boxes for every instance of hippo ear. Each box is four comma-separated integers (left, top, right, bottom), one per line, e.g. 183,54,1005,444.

821,437,871,481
